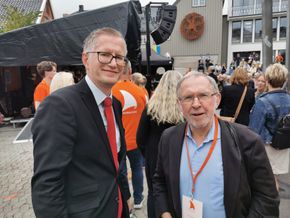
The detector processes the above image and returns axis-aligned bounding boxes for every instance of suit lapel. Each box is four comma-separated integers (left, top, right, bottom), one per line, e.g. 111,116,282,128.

170,123,186,217
77,79,116,168
220,121,241,218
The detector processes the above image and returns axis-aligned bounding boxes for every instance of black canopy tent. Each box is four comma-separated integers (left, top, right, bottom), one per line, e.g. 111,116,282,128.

0,1,141,116
0,1,141,69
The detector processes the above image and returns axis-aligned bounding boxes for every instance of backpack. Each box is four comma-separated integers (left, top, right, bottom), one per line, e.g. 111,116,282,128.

264,97,290,150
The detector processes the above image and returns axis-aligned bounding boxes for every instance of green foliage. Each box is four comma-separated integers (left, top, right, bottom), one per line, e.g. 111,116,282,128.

0,6,40,33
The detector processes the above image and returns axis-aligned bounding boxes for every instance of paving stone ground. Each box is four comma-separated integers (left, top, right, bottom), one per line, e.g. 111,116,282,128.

0,125,147,218
1,124,289,218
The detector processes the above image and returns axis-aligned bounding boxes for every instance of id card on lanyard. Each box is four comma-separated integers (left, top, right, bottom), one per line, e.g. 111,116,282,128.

182,195,203,218
182,116,219,218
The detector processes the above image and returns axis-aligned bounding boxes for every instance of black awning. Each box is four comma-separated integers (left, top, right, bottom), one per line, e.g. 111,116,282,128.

0,1,141,67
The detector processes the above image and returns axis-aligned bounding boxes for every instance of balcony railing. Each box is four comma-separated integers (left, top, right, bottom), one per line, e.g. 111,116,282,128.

230,0,288,17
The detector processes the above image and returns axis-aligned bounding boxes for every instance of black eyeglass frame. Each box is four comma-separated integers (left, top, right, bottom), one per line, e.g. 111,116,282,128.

86,51,128,66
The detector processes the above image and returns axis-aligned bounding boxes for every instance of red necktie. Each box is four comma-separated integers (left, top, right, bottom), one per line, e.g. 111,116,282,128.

103,97,123,218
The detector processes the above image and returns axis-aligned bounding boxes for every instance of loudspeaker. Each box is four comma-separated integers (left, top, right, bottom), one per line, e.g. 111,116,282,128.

151,5,177,45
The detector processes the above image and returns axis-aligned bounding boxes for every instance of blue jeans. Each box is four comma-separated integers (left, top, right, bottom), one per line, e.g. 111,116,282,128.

127,148,144,204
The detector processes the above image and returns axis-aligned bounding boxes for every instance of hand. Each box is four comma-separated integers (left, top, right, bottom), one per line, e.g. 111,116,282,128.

161,212,172,218
127,197,133,212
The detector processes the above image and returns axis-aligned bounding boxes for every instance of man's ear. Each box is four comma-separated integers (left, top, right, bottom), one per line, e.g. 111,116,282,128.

82,52,88,68
215,93,221,109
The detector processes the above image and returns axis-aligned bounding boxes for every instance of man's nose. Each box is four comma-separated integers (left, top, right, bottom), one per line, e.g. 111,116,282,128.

108,57,118,67
191,97,201,107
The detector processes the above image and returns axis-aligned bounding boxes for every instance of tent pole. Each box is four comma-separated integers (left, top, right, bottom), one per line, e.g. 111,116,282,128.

145,3,152,94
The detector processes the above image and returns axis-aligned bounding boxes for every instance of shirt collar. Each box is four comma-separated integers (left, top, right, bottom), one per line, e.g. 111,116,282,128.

186,119,220,144
85,75,112,106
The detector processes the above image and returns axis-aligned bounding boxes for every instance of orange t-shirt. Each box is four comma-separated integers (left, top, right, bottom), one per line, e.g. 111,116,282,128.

112,81,147,151
141,87,149,103
34,80,50,106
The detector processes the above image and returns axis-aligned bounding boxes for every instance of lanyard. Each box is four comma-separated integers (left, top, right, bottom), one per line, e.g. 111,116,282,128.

185,116,218,199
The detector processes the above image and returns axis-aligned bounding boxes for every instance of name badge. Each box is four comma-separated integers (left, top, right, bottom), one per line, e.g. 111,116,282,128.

182,195,203,218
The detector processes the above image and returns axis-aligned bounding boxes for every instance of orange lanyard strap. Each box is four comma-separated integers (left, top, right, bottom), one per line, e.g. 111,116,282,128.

185,116,219,195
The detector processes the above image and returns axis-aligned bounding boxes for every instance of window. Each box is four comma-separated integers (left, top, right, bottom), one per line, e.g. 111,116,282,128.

243,20,253,43
273,18,277,40
232,21,241,43
273,0,280,12
192,0,206,7
280,17,287,39
255,19,262,42
233,0,254,7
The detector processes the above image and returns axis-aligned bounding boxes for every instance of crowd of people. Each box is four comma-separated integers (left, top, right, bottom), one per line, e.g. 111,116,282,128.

26,27,289,218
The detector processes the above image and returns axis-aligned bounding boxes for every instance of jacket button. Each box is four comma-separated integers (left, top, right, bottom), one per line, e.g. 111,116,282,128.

115,197,119,203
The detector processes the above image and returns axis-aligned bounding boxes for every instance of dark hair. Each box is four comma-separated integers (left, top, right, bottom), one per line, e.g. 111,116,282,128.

36,61,57,78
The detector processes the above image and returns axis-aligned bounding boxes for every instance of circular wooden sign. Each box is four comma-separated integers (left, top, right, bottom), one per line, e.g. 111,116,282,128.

180,12,205,41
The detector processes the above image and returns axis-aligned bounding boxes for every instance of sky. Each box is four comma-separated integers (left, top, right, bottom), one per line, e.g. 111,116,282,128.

50,0,176,18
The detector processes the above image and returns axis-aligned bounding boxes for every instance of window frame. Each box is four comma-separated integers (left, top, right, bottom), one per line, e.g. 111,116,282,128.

254,19,262,42
192,0,206,7
279,16,287,39
232,21,242,44
243,20,253,43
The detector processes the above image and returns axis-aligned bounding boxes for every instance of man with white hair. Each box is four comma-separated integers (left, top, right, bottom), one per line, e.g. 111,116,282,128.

153,72,279,218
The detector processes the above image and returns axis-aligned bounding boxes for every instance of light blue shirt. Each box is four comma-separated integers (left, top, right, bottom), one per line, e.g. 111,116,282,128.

85,75,121,152
179,121,226,218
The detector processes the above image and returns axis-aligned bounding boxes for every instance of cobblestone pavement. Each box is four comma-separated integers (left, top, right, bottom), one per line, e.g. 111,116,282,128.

0,125,147,218
1,125,289,218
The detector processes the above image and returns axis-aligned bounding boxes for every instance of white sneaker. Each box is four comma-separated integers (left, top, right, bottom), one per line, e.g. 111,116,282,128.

134,198,144,209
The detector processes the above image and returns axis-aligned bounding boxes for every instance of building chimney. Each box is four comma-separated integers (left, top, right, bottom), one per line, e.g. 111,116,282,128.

79,5,84,12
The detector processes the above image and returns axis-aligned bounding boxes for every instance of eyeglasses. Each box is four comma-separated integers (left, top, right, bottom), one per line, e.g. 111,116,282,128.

179,93,217,104
87,51,127,67
257,80,266,83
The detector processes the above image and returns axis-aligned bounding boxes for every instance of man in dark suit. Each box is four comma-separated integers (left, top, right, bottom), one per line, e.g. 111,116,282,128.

31,27,131,218
153,72,279,218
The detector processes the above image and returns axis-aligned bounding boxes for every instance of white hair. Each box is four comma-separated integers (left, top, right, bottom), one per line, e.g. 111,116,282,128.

50,72,75,93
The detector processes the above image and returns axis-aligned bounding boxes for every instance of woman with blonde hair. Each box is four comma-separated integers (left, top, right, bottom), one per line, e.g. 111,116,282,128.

131,72,149,99
50,71,75,94
131,72,145,87
249,63,290,190
219,67,255,125
136,70,184,218
255,73,267,98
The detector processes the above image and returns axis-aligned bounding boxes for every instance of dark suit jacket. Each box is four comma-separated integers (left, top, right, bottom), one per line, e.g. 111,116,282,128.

153,120,279,218
31,79,130,218
220,84,255,125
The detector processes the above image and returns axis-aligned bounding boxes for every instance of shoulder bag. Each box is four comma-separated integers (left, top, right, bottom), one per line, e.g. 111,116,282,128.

219,86,248,123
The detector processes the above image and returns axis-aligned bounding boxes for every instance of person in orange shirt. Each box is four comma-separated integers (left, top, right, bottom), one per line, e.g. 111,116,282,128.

113,61,147,210
275,53,284,63
34,61,57,110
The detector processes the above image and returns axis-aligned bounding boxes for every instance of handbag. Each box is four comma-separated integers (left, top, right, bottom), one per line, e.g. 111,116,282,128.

264,96,290,150
219,86,247,123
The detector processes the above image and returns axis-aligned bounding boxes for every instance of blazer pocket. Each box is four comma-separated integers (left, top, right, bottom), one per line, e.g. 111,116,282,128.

68,184,100,214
